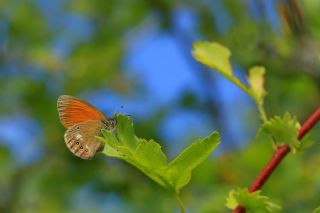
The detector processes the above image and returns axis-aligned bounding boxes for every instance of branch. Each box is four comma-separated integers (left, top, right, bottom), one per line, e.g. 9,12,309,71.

233,107,320,213
297,108,320,140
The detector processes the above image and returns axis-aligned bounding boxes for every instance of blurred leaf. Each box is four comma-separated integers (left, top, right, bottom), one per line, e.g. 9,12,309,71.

192,41,253,99
192,41,270,122
226,188,281,212
247,66,268,121
312,206,320,213
248,66,267,104
192,41,232,75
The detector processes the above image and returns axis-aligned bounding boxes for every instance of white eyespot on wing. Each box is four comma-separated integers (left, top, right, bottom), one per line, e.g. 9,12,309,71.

75,133,83,141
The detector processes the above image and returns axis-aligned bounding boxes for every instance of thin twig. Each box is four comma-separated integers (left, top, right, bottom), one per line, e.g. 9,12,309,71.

233,107,320,213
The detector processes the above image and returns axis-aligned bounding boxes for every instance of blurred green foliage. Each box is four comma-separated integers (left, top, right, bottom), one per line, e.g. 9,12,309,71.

1,0,320,213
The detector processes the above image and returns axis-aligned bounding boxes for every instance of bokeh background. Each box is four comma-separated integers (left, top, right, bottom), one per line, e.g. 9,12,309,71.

1,0,320,212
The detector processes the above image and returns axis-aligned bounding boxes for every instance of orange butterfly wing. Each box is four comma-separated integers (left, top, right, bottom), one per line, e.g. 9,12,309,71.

57,95,107,128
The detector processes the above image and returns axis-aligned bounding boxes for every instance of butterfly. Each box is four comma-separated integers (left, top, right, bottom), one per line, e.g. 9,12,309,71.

57,95,116,159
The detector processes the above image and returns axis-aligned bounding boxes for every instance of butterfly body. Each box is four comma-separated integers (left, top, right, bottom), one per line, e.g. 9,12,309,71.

57,95,115,159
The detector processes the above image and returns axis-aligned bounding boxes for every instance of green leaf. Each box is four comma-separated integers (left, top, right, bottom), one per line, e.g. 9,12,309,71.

247,66,268,122
98,130,131,159
97,131,122,158
192,41,250,96
115,114,139,151
192,41,232,75
101,129,120,147
134,139,167,170
192,41,269,122
226,188,281,213
164,132,220,193
312,206,320,213
99,128,170,189
97,114,221,194
248,66,267,103
259,112,302,152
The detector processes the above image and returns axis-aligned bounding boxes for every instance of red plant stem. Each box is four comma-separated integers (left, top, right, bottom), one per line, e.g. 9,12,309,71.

248,145,290,192
297,108,320,140
233,108,320,213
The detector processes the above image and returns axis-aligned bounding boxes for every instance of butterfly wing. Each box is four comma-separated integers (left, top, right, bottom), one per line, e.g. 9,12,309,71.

57,95,107,128
64,120,107,159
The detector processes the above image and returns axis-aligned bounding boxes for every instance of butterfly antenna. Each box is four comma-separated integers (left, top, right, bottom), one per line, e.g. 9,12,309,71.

114,105,124,115
114,105,132,117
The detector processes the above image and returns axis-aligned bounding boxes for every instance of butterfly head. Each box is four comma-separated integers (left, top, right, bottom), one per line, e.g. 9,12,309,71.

101,119,117,132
